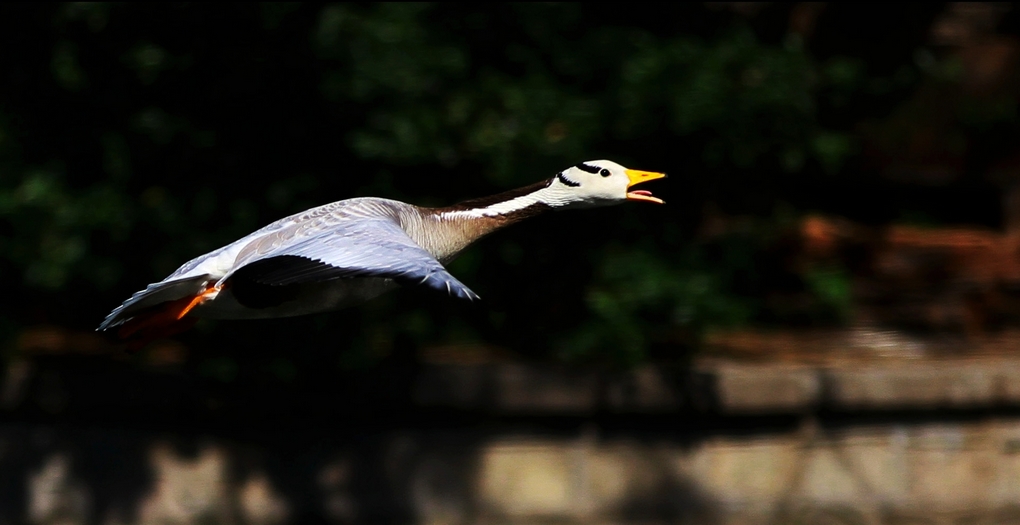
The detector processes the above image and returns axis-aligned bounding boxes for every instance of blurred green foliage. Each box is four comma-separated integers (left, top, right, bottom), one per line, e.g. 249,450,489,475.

1,3,1017,374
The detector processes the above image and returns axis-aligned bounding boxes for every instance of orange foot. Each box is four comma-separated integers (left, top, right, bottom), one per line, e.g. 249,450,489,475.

118,284,221,353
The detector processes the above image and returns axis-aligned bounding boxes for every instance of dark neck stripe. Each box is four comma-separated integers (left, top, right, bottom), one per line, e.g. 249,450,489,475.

442,178,552,211
495,201,552,224
574,163,600,174
557,172,580,187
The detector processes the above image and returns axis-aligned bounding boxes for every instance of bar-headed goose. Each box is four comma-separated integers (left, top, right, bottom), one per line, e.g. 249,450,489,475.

99,160,665,349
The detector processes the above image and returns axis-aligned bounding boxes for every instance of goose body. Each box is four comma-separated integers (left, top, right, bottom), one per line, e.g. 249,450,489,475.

98,160,665,348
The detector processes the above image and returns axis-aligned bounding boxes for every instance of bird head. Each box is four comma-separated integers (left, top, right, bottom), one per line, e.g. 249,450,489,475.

548,160,666,208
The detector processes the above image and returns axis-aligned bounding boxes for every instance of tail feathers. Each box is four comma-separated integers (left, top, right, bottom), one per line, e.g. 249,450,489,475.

99,275,222,352
98,275,213,332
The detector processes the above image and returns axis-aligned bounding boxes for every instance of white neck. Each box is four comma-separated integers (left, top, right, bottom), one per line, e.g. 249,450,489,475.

438,183,573,220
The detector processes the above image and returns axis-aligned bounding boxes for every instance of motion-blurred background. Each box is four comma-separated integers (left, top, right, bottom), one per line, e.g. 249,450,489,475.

3,3,1020,524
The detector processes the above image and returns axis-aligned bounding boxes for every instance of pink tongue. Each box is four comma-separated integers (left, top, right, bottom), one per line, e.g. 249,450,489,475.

630,190,653,196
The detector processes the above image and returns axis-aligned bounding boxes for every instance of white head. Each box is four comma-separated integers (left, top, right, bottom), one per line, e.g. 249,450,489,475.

444,159,666,219
543,159,667,208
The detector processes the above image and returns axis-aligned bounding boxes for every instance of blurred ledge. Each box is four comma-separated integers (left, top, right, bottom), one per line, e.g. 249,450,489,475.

411,354,1020,415
14,324,189,367
695,327,1020,413
10,325,1020,419
414,328,1020,415
16,325,126,358
413,362,679,413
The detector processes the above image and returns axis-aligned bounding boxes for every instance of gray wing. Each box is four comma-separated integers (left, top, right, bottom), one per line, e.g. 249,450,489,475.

222,217,480,301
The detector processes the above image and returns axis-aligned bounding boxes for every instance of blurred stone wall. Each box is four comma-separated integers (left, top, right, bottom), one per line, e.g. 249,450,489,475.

6,350,1020,525
9,419,1020,525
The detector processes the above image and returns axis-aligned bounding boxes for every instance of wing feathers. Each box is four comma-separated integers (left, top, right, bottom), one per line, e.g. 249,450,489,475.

226,217,480,301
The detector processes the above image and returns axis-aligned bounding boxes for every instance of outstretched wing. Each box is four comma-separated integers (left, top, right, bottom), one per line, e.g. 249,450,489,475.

222,217,480,301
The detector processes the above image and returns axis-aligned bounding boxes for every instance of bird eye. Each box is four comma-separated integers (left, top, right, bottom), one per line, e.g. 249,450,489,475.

600,168,611,177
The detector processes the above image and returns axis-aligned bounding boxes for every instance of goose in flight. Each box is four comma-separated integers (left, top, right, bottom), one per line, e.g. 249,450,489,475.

98,160,666,350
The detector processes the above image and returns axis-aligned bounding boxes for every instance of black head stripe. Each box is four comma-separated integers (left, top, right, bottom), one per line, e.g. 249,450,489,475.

557,172,580,187
575,163,600,174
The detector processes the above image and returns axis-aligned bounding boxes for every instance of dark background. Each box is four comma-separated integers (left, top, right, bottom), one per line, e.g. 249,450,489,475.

5,3,1018,367
2,3,1020,522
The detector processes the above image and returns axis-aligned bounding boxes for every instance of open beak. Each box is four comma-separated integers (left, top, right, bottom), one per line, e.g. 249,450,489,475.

625,169,667,204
